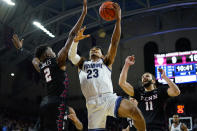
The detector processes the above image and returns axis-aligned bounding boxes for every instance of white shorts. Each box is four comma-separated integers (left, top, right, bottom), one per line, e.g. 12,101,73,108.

86,93,122,130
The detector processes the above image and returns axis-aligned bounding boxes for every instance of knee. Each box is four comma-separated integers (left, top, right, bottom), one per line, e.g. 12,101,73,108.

127,104,143,121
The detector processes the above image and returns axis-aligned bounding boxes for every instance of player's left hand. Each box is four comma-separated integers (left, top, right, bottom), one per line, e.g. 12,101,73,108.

74,26,90,42
158,68,167,79
12,34,24,49
67,107,78,123
113,3,121,20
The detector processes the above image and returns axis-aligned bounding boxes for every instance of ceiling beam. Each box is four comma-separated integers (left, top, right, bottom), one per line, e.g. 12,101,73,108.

146,0,150,8
46,1,197,45
8,0,197,64
9,0,54,26
20,0,104,37
43,6,60,14
134,0,146,7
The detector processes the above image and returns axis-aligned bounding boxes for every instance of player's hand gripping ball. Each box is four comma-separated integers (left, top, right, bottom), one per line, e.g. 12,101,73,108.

99,1,116,21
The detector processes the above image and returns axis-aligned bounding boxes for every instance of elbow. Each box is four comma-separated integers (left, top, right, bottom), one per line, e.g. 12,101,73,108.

118,80,124,88
176,89,181,96
174,87,181,96
32,59,37,65
170,89,181,97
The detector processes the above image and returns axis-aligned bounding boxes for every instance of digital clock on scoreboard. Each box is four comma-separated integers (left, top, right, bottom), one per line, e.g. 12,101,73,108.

154,50,197,84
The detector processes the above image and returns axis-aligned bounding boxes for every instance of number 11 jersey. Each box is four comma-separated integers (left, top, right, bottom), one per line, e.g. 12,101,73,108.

79,59,114,100
133,86,169,129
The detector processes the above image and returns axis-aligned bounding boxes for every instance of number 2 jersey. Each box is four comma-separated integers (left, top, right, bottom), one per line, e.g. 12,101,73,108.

133,86,169,129
79,59,114,100
39,58,67,97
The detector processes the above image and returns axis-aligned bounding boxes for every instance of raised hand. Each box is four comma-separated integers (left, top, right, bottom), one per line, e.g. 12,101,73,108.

125,55,135,66
158,68,167,79
113,3,121,20
83,0,87,15
74,26,90,42
12,34,24,49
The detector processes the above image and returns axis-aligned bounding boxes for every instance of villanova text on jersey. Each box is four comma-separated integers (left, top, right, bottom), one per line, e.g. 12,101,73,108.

84,63,103,70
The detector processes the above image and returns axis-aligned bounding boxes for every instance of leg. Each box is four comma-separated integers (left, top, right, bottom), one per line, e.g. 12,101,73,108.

87,99,107,130
40,103,59,131
118,99,146,131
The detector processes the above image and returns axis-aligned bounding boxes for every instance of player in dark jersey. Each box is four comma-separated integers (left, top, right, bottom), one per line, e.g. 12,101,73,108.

11,0,87,130
119,55,181,131
122,97,137,131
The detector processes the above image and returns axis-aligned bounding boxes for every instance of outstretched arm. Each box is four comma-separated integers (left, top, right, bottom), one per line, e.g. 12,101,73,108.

12,34,40,72
57,0,87,68
119,56,135,96
68,26,90,69
104,3,121,68
68,107,83,130
158,68,181,96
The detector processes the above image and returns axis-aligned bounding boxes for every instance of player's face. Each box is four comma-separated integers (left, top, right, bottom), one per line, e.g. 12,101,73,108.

173,115,179,123
89,47,103,59
141,73,153,84
45,47,56,58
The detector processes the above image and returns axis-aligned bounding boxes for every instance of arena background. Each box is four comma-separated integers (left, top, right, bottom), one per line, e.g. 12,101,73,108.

0,0,197,130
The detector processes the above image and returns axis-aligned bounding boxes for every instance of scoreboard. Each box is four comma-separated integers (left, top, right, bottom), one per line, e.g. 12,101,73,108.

154,50,197,84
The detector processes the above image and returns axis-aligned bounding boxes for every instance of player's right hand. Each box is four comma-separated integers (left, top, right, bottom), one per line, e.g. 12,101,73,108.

74,26,90,42
125,55,135,66
12,34,23,49
113,3,121,20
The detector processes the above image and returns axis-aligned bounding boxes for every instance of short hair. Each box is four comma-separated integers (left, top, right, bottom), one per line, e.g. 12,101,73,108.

35,45,49,59
90,46,104,55
173,114,179,117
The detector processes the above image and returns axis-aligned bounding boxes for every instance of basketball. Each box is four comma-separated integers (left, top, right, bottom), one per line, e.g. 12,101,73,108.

99,1,116,21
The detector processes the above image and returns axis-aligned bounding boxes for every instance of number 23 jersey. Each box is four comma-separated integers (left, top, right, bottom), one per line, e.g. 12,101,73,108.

79,59,114,100
133,86,169,127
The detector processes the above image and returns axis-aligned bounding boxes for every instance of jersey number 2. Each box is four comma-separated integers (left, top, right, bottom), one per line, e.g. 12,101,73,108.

44,68,52,82
145,101,153,111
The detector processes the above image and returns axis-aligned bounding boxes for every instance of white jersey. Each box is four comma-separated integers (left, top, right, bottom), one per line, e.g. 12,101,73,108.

79,59,113,100
171,123,182,131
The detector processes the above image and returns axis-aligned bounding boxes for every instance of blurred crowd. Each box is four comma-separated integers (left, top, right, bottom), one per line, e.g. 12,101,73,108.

0,108,36,131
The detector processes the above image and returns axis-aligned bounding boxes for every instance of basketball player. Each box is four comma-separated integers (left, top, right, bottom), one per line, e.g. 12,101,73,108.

119,55,181,131
122,98,138,131
68,3,146,131
169,114,187,131
11,0,87,130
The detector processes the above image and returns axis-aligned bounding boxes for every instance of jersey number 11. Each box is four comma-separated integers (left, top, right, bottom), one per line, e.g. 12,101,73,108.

145,101,153,111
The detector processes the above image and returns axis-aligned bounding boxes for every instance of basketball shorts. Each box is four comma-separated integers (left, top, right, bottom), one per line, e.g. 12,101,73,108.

86,93,122,130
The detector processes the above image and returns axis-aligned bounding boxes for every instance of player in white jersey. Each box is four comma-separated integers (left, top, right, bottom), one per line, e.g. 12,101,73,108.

68,3,146,131
169,115,187,131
